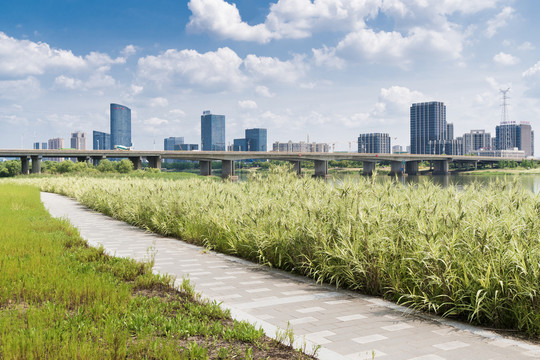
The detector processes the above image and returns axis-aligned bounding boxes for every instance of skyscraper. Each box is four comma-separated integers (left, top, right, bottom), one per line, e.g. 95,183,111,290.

496,122,534,157
48,137,64,162
201,110,225,151
245,128,267,152
410,102,446,154
70,132,87,150
110,103,131,149
164,137,185,163
358,133,391,153
93,131,110,150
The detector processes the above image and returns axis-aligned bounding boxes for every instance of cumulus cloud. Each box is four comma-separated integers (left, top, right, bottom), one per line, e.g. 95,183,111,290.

244,54,307,83
312,46,346,69
0,32,85,77
187,0,273,43
144,117,169,126
255,85,275,97
54,75,83,89
493,52,519,66
484,6,514,38
138,47,246,89
238,100,258,109
121,45,137,57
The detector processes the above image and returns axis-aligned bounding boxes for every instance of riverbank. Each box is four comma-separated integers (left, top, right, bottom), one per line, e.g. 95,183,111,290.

0,183,313,359
7,171,540,339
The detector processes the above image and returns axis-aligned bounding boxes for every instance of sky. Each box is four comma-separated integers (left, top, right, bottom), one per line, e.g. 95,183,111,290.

0,0,539,153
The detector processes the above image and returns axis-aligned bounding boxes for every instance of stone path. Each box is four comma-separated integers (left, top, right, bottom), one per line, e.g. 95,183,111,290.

41,192,540,360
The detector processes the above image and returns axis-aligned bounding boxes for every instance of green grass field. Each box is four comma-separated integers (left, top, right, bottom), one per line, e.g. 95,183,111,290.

10,169,540,339
0,184,313,359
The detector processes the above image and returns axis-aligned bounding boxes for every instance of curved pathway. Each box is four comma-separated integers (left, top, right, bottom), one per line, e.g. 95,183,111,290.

41,192,540,360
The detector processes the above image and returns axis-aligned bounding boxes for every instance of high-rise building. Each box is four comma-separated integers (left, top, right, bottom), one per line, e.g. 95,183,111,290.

462,130,491,154
358,133,391,153
410,102,446,154
93,131,110,150
176,144,198,151
495,122,534,157
245,128,267,152
70,132,87,150
33,142,48,149
446,123,454,140
110,103,131,149
48,137,64,162
233,128,268,152
201,110,225,151
164,137,185,163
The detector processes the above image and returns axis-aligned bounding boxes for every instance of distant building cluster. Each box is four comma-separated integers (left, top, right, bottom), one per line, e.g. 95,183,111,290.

408,101,534,158
232,128,267,152
272,141,329,153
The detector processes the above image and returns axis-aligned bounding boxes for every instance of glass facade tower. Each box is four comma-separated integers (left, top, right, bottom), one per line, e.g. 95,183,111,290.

201,111,225,151
410,101,446,154
110,103,131,149
245,128,267,152
358,133,391,153
93,131,110,150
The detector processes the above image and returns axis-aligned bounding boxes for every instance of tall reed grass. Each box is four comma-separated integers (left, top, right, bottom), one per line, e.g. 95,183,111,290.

12,169,540,337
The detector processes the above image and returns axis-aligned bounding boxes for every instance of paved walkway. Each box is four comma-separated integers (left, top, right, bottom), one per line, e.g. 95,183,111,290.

41,192,540,360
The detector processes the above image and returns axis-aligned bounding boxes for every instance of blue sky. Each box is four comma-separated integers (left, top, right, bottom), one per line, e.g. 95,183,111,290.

0,0,539,153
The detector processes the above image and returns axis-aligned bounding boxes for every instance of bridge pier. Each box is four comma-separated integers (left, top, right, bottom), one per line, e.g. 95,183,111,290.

146,156,161,170
221,160,237,180
289,161,302,176
363,161,375,176
389,161,404,176
200,161,212,176
313,160,330,178
433,160,449,175
129,156,143,170
405,161,419,175
31,155,42,174
20,156,30,175
76,156,90,163
91,156,106,166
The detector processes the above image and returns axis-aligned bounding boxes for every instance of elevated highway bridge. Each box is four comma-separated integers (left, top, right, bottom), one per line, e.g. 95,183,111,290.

0,149,523,178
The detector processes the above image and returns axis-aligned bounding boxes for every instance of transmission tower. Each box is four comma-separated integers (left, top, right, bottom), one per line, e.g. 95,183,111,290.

500,88,510,124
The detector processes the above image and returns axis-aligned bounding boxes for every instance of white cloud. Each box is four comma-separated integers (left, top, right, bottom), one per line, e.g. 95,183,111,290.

121,45,137,57
0,32,85,77
244,54,307,83
312,46,345,69
493,52,519,66
238,100,258,109
484,6,514,38
523,62,540,77
255,85,275,98
169,109,186,117
0,77,40,100
54,75,83,89
187,0,273,43
379,86,426,107
518,42,535,51
137,47,246,89
131,84,144,95
150,97,169,107
440,0,502,14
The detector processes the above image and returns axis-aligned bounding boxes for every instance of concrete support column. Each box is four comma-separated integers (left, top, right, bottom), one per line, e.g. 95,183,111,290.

76,156,90,163
129,156,143,170
389,161,404,176
490,162,494,169
221,160,235,179
474,161,478,170
433,160,449,175
405,161,419,175
289,161,302,176
363,161,375,176
92,156,106,166
313,160,329,178
200,160,212,176
147,156,161,170
31,155,42,174
20,156,30,175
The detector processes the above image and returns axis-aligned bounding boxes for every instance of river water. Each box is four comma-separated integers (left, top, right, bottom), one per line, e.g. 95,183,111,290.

332,173,540,194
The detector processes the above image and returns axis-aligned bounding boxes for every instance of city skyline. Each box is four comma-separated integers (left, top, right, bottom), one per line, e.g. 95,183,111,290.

0,1,539,154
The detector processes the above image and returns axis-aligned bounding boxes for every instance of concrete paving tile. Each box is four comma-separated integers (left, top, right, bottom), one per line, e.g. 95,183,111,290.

352,334,388,344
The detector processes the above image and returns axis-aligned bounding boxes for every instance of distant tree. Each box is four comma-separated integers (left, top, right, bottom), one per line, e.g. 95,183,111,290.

4,160,21,176
57,160,76,173
116,159,133,173
97,159,116,172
